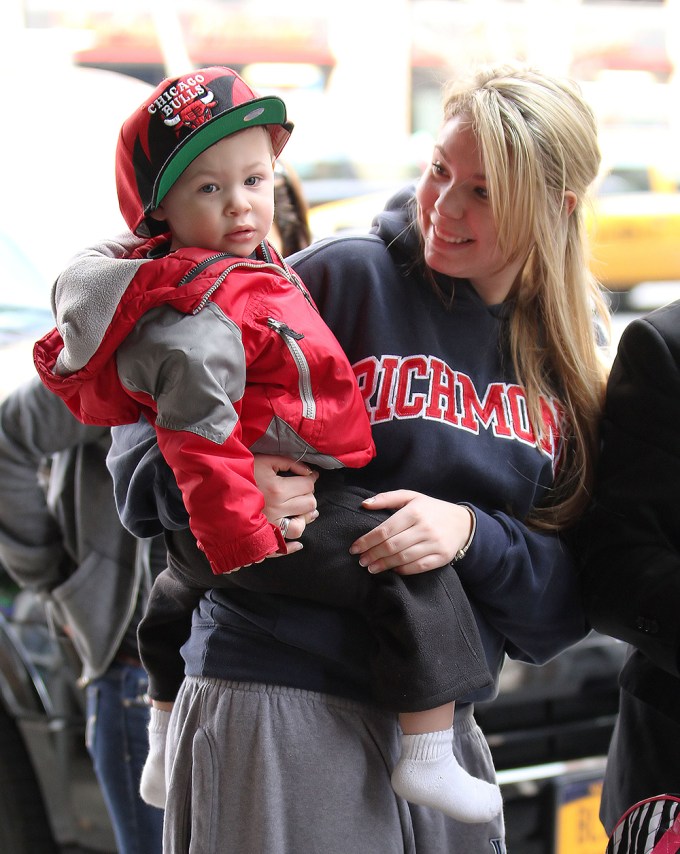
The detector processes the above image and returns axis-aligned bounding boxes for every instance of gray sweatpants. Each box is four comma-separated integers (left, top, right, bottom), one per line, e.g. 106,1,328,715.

164,677,506,853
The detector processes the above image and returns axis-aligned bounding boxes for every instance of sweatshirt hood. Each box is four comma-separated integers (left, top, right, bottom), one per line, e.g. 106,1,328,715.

370,184,420,263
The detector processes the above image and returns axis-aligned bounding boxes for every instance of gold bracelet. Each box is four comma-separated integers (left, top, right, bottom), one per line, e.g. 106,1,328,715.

452,505,476,563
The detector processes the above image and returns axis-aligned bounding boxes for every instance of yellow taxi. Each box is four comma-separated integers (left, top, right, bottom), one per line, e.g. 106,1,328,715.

308,163,680,293
587,162,680,289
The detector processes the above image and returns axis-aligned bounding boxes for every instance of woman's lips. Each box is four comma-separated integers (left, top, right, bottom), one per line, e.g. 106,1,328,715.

433,224,472,245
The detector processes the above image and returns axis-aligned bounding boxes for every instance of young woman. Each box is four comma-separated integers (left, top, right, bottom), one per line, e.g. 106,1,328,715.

104,62,608,852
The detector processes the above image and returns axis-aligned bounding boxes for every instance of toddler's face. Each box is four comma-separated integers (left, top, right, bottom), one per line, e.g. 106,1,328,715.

151,126,275,256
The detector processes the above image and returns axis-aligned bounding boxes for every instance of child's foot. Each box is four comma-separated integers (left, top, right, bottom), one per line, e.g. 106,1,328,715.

390,729,503,823
139,707,170,808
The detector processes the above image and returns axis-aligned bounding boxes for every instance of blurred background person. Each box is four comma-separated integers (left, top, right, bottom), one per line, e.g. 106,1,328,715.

271,161,313,255
0,376,164,854
579,299,680,835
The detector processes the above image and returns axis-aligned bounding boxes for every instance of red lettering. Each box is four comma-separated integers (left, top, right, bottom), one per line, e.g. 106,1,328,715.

352,357,378,417
506,386,535,443
458,375,512,437
353,354,564,470
537,398,563,464
374,356,400,422
425,358,458,424
395,356,428,418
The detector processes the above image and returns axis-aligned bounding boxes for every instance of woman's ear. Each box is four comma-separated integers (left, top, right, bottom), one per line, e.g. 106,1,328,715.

564,190,577,217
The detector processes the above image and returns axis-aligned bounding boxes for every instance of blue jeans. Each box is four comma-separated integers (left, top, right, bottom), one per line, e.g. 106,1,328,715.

86,661,164,854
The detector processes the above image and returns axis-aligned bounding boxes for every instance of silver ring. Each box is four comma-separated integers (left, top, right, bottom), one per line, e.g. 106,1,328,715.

279,517,291,539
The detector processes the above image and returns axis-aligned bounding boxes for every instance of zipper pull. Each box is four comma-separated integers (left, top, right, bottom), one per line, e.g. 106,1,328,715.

268,318,304,340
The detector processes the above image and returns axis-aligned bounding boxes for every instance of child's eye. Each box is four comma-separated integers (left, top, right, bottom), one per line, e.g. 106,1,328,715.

200,183,218,194
245,176,260,187
474,186,489,201
431,161,446,176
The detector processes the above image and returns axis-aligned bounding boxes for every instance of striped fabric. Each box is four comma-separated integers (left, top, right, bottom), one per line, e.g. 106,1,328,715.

607,795,680,854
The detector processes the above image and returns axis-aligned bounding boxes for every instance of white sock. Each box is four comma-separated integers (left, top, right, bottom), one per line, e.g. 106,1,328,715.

139,707,171,809
390,728,503,823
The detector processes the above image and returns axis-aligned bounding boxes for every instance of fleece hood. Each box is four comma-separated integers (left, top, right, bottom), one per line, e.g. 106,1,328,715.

370,184,420,263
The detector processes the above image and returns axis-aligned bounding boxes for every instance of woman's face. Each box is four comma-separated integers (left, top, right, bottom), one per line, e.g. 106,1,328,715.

416,114,526,305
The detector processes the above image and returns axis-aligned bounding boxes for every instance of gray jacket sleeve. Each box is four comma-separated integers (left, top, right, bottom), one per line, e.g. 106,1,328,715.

0,377,107,588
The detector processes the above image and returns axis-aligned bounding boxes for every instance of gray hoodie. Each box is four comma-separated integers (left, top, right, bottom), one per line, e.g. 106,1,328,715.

0,376,162,685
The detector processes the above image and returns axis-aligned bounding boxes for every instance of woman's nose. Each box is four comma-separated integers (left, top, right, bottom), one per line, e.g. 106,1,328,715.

435,186,464,219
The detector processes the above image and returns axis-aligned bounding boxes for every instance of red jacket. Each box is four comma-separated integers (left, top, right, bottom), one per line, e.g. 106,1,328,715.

34,242,375,574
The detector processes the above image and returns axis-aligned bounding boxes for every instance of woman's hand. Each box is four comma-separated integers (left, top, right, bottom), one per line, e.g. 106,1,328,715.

253,455,319,555
349,490,474,575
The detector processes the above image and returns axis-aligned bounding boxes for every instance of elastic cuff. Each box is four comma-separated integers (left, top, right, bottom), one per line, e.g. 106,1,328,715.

149,707,171,733
400,728,452,761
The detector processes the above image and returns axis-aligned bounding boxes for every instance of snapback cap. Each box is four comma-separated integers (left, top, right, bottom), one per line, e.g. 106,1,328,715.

116,66,294,236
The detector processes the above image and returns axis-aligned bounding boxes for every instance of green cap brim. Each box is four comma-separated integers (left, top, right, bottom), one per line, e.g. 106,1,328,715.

153,96,290,207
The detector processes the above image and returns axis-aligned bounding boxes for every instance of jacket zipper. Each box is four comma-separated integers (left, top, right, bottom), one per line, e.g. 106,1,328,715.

179,256,316,314
267,318,316,419
178,254,318,418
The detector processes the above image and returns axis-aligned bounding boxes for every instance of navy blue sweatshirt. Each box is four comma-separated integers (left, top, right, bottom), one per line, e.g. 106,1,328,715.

108,188,587,704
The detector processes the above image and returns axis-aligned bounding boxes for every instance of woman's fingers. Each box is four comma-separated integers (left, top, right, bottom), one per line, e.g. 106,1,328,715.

349,492,471,575
348,490,415,559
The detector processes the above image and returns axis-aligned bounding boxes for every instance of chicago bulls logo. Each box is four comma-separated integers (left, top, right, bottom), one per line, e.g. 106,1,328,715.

162,87,217,135
146,73,218,136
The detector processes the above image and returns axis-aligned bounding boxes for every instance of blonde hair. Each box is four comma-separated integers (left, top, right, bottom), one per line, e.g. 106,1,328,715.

441,63,610,529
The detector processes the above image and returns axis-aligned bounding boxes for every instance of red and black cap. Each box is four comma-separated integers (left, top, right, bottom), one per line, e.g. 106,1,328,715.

116,66,294,237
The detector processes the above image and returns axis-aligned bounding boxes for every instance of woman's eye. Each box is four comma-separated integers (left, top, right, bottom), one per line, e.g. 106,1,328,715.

475,186,489,200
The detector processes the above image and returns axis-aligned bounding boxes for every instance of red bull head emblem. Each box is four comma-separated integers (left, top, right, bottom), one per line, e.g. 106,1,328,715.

147,73,218,137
